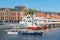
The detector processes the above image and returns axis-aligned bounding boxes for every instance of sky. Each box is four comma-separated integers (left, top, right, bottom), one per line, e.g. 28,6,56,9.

0,0,60,12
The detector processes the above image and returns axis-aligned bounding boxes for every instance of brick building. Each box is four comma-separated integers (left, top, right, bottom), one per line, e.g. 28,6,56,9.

0,6,60,23
0,6,27,23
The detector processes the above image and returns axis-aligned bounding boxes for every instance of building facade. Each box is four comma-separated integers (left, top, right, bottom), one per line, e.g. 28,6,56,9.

0,6,27,23
0,6,60,23
37,11,60,19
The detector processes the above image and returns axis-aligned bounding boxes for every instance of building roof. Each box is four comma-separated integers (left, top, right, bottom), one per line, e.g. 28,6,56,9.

49,15,58,19
0,6,26,11
37,13,47,18
0,8,6,10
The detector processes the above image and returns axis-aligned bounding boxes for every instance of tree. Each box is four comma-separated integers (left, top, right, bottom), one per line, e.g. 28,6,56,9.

26,9,35,15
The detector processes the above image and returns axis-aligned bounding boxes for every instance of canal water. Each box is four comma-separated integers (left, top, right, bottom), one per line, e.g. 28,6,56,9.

0,27,60,40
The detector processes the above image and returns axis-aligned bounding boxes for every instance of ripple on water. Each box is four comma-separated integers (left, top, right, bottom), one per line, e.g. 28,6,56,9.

0,27,60,40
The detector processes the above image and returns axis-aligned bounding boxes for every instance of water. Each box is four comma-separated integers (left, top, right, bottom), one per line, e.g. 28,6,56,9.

0,27,60,40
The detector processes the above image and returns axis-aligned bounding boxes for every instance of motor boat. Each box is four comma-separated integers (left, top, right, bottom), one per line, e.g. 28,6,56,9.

6,29,18,34
18,30,43,35
7,31,18,34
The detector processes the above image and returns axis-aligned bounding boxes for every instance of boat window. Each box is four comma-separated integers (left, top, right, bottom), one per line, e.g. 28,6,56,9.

28,20,32,22
27,17,30,18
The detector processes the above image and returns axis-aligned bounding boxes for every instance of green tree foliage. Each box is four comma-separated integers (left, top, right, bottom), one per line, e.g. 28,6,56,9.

26,9,35,15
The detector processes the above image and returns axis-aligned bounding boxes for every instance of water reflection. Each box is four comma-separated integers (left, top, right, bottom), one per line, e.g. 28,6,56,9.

0,30,7,40
0,27,60,40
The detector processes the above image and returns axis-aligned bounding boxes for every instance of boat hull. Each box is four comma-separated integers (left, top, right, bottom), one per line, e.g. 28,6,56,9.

22,32,43,35
7,32,18,34
18,31,43,35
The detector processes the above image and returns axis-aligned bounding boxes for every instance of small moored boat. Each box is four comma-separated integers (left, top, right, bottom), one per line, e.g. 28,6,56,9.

7,31,18,34
18,30,43,35
6,29,18,34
